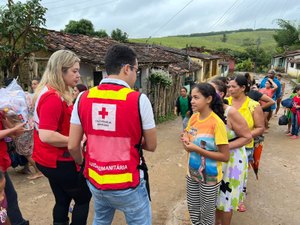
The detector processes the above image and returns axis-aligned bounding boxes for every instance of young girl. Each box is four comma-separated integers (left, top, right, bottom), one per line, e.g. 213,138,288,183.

0,170,10,225
289,85,300,139
259,78,277,131
181,83,229,225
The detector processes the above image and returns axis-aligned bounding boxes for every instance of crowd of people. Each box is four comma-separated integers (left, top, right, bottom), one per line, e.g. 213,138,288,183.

176,69,299,225
0,43,298,225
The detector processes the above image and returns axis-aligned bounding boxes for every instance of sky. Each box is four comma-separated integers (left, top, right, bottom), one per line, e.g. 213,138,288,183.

2,0,300,38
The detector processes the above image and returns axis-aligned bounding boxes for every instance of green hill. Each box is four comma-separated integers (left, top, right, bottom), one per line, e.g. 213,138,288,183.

131,29,277,53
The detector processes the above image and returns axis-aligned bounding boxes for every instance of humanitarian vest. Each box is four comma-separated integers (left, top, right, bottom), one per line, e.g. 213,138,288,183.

78,83,142,190
33,87,73,168
227,96,259,148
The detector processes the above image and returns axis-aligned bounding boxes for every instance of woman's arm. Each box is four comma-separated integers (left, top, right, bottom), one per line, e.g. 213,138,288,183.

39,129,68,148
252,105,265,138
260,94,275,109
183,142,229,162
269,78,278,90
227,108,252,149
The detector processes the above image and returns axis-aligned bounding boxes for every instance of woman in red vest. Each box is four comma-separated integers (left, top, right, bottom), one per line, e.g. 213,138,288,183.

32,50,91,225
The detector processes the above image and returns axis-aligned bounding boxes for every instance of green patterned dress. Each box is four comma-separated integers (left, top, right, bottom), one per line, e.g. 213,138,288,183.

216,118,248,212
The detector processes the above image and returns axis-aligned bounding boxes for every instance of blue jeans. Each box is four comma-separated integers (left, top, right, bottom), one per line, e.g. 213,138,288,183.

291,113,299,136
182,116,189,130
5,173,28,225
87,179,151,225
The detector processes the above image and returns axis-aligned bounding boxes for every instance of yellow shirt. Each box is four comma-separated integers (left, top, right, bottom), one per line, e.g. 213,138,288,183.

227,96,259,148
186,111,228,184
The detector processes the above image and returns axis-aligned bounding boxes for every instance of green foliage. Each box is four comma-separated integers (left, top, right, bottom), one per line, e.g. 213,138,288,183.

148,70,172,87
63,19,109,38
63,19,94,35
235,58,253,71
157,112,176,124
273,19,300,50
131,30,277,53
111,28,128,42
94,29,108,38
0,0,47,77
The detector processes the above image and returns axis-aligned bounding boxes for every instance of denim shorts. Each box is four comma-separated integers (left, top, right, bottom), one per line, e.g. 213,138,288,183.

87,179,151,225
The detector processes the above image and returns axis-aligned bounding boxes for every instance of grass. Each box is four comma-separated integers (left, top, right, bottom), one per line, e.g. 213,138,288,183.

131,30,277,53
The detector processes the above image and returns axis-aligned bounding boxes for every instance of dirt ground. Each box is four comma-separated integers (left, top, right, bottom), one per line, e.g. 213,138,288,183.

10,79,300,225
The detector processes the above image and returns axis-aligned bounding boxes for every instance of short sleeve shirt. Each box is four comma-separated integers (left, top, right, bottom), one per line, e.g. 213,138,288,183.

185,112,228,184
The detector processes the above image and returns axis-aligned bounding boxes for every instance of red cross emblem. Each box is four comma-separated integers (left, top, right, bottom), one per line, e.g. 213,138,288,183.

98,107,109,119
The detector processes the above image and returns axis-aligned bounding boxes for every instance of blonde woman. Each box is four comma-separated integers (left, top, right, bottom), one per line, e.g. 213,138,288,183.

33,50,91,225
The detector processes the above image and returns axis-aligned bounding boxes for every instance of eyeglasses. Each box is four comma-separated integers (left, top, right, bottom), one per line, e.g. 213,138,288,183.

129,65,139,73
121,64,139,73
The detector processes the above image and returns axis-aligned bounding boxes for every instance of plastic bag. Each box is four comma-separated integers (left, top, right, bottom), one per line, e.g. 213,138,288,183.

0,79,30,128
0,79,34,156
278,114,288,125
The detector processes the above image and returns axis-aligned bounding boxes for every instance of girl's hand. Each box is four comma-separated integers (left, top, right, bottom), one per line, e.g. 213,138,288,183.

13,122,27,137
183,141,198,153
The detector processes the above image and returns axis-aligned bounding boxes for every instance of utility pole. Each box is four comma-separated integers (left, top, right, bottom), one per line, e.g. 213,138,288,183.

254,38,261,73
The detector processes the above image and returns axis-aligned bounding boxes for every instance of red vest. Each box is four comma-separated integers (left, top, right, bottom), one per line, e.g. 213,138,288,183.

0,115,11,172
33,89,73,168
78,83,142,190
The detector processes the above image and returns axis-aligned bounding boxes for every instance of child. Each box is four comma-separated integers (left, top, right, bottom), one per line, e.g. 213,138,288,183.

181,83,229,225
259,78,277,131
289,85,300,139
0,170,10,225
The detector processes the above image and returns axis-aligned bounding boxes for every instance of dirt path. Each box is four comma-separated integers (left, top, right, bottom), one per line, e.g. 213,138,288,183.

10,79,300,225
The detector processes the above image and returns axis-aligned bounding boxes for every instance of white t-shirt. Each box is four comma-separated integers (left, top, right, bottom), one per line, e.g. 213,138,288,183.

70,78,155,131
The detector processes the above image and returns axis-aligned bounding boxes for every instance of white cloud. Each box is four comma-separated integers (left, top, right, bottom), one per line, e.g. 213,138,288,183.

5,0,300,38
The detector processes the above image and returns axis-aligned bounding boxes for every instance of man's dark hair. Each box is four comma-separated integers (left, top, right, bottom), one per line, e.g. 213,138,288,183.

104,45,137,75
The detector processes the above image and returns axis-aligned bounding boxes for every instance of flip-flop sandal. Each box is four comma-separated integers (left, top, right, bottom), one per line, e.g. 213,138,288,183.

238,203,247,212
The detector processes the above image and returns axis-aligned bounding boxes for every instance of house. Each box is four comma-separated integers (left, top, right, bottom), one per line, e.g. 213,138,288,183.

19,30,201,120
156,45,223,82
184,46,235,76
285,50,300,78
272,50,300,77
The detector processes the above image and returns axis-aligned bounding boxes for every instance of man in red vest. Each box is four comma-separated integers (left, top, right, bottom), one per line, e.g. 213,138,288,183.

69,44,157,225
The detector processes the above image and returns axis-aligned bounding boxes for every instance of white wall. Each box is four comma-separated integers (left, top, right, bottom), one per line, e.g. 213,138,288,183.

80,63,94,87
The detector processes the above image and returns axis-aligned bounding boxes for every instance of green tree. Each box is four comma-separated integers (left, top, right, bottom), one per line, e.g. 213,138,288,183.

63,19,95,35
273,19,300,51
111,28,128,42
0,0,47,77
235,58,253,72
94,29,108,38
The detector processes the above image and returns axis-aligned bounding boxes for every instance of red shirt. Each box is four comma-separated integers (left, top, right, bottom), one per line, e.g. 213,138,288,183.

0,115,11,172
33,90,73,168
292,96,300,114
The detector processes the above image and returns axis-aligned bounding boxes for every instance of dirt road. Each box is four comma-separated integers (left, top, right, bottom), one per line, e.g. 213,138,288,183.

10,79,300,225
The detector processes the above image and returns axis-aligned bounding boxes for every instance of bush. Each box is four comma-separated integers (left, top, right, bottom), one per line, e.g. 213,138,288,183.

148,69,172,87
235,58,253,71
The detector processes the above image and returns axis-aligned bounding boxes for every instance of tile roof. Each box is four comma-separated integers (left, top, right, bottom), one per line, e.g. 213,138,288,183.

45,30,182,66
169,61,202,75
46,30,118,65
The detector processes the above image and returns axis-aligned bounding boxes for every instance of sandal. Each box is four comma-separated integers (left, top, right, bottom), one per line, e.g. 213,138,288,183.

238,202,247,212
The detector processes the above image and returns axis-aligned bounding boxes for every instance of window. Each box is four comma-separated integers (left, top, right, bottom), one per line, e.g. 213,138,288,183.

296,64,300,70
290,63,294,68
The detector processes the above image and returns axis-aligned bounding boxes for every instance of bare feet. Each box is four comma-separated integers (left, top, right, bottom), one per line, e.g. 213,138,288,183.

27,172,44,180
